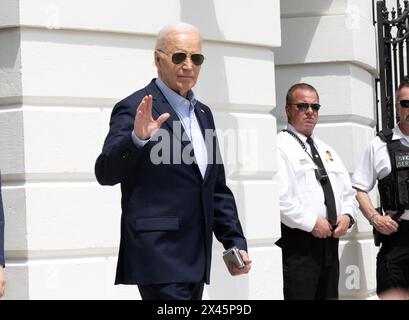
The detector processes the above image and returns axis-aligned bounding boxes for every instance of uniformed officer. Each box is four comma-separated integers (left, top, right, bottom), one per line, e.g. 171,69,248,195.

274,83,357,300
0,171,5,298
352,80,409,300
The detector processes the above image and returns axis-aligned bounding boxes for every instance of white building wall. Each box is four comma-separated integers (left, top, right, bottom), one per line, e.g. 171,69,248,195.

0,0,282,299
273,0,378,299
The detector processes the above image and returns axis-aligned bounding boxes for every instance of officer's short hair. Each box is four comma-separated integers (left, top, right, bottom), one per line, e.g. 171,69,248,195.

395,76,409,104
286,83,319,105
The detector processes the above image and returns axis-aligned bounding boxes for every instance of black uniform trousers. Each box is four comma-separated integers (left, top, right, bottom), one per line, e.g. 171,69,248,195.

277,223,339,300
376,220,409,295
138,281,205,300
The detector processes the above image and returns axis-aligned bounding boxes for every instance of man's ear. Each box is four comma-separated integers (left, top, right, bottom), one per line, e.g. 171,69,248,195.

396,105,401,121
285,105,291,117
154,51,160,67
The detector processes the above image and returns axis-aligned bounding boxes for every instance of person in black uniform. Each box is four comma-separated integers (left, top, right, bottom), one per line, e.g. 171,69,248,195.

0,171,6,298
352,80,409,300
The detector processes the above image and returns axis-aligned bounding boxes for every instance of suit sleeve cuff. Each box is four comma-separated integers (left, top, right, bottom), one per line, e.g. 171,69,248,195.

131,131,150,148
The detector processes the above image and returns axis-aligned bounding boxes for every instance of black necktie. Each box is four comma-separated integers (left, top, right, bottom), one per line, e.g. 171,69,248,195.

306,137,337,227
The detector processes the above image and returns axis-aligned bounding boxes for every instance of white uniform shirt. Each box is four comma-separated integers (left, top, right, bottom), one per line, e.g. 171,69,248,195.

351,125,409,220
274,124,357,232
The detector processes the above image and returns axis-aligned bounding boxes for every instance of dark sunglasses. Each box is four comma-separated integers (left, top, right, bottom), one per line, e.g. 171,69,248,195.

399,100,409,108
289,103,321,111
157,49,205,66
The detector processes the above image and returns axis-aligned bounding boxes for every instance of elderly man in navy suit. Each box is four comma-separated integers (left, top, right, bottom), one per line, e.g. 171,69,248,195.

0,171,6,298
95,22,251,300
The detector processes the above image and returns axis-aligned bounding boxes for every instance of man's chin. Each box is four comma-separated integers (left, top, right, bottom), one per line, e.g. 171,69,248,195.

301,125,314,136
177,83,195,93
178,79,194,85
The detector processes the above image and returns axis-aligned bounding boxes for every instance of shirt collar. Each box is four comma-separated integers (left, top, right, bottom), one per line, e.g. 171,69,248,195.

392,125,409,146
286,123,316,144
155,78,197,118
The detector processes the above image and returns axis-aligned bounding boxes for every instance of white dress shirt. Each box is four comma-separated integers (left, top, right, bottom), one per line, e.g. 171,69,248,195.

351,125,409,220
131,78,208,178
274,124,357,232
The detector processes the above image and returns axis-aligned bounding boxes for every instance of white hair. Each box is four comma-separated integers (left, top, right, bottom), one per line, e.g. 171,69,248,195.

155,22,201,50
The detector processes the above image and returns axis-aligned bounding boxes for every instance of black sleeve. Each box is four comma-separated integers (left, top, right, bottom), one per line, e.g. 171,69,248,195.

94,101,145,186
0,171,5,267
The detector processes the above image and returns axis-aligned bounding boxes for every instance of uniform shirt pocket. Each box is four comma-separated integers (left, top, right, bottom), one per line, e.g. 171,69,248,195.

292,157,317,195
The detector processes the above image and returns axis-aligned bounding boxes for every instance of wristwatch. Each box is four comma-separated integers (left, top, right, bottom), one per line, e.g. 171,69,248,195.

344,214,355,229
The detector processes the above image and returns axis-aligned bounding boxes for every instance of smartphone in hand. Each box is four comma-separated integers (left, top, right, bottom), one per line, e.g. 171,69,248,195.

223,246,245,269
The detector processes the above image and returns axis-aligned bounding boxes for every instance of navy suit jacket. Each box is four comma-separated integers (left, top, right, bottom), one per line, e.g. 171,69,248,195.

95,79,247,285
0,171,5,267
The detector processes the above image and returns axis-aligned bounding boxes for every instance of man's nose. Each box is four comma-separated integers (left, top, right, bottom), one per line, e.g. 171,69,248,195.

305,106,313,114
182,57,194,69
